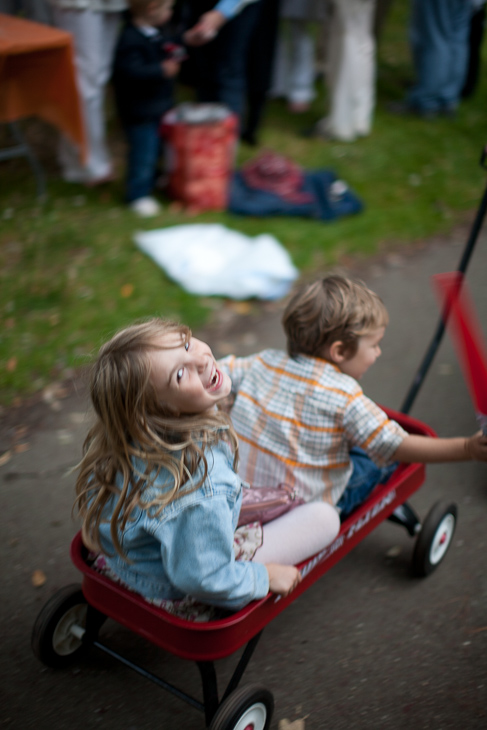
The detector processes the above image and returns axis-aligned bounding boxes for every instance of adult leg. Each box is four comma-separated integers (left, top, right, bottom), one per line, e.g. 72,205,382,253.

462,5,486,98
287,18,316,107
243,0,282,144
347,0,376,137
270,18,290,100
320,0,375,140
52,8,121,182
212,2,261,120
253,502,340,565
407,0,469,113
438,0,470,110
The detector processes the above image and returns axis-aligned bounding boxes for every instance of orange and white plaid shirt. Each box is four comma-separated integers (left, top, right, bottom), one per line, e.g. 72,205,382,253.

219,350,407,506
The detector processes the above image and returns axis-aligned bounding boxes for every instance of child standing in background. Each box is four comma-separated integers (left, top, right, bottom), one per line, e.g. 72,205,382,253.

75,319,340,618
219,275,487,518
112,0,185,217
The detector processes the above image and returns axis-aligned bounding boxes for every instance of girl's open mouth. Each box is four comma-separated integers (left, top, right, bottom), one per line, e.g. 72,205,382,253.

208,367,222,391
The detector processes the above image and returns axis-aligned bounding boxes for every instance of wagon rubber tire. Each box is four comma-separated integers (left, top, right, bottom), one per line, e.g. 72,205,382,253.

412,501,458,577
209,683,274,730
31,584,89,668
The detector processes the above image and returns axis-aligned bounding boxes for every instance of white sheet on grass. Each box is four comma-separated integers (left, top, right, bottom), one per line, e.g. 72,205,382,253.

134,224,299,300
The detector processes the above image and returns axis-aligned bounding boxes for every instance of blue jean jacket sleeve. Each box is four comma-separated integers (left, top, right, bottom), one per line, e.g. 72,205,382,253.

157,495,269,611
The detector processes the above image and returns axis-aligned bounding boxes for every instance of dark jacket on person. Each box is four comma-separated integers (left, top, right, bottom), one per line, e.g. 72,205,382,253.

112,19,182,125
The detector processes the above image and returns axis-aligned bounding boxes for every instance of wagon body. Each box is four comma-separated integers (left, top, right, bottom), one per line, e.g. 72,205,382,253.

70,407,434,662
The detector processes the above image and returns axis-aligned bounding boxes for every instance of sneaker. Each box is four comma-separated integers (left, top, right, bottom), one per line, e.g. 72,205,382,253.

129,196,161,217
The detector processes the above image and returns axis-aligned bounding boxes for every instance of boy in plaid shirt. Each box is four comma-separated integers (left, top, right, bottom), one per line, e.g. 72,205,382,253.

219,275,487,518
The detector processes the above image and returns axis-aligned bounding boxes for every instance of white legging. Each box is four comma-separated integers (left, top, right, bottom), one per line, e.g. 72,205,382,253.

253,502,340,566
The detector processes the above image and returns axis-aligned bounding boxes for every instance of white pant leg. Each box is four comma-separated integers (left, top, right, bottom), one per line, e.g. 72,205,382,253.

253,502,340,566
322,0,376,140
270,20,290,98
288,19,316,105
52,8,121,182
271,19,316,105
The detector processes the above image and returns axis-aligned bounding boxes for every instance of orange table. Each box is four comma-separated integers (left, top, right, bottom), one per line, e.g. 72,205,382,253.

0,12,86,191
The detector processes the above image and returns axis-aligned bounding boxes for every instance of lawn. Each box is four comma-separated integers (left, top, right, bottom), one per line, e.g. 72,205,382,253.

1,0,487,404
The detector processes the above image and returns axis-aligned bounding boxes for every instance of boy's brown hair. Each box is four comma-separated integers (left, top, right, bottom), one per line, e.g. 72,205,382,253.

282,274,389,359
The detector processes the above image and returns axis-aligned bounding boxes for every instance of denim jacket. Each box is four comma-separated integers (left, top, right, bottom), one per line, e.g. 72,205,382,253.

98,440,269,611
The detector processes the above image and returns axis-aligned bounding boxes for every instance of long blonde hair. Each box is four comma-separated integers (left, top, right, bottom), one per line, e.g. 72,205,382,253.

75,318,238,558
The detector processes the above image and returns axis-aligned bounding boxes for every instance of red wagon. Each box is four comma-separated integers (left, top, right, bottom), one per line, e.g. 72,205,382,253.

32,408,458,730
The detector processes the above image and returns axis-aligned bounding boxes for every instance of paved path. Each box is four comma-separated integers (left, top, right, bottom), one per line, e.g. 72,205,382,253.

2,225,487,729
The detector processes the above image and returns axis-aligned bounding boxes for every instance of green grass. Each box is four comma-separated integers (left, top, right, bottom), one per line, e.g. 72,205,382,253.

1,0,486,404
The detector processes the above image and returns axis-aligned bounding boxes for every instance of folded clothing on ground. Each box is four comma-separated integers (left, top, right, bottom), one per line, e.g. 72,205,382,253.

229,152,363,220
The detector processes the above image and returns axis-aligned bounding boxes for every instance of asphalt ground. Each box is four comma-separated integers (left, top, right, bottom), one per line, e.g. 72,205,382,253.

2,223,487,729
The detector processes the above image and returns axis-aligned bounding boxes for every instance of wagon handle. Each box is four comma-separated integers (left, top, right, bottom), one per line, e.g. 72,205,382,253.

401,145,487,414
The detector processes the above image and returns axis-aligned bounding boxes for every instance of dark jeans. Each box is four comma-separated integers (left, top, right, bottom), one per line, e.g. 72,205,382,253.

188,1,260,120
407,0,470,112
124,120,161,203
336,447,397,520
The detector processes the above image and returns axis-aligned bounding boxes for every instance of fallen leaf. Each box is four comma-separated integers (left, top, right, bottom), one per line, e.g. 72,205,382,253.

0,450,12,466
42,384,69,404
228,301,252,315
386,545,402,558
120,283,134,298
6,357,17,372
13,443,29,453
279,720,306,730
31,570,47,587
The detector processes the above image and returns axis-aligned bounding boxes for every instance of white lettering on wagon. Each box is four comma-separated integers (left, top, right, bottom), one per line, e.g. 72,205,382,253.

346,489,397,539
300,534,345,579
298,490,397,580
273,489,398,601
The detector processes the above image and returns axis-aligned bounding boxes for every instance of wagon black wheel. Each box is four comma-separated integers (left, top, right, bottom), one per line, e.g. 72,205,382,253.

412,501,458,577
209,684,274,730
32,584,89,668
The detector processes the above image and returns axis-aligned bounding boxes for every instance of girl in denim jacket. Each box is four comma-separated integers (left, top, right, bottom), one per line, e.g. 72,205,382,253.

75,319,339,618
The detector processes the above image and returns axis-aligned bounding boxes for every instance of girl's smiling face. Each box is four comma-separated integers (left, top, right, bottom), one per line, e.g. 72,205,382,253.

148,333,232,414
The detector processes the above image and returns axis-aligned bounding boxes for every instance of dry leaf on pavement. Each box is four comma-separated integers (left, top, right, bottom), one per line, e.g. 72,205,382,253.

0,450,12,466
31,570,47,587
13,443,29,453
278,719,306,730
